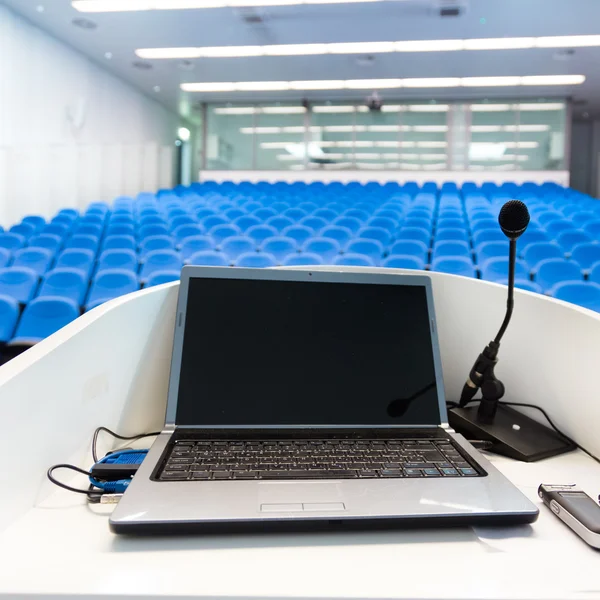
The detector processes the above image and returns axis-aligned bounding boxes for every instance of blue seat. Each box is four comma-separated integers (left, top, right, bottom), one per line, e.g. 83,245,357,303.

139,235,176,257
432,241,471,261
545,220,577,237
220,237,257,263
367,217,398,232
82,214,106,227
233,215,262,232
179,236,215,261
12,248,53,277
281,225,315,245
51,215,75,230
434,228,469,243
266,216,295,233
43,223,69,238
396,227,430,246
209,224,242,245
300,216,328,233
303,238,341,264
139,224,170,239
201,215,229,231
404,218,432,232
357,226,392,249
0,267,39,303
10,223,35,238
334,216,363,233
590,263,600,284
85,269,140,310
480,257,528,283
437,218,465,230
65,234,99,255
313,208,338,221
224,208,246,221
283,208,307,221
535,258,582,292
235,252,277,268
187,250,229,267
260,237,297,264
518,230,550,250
569,243,600,272
106,224,135,238
333,254,375,267
0,248,10,269
22,215,46,232
75,224,103,238
96,250,138,275
431,257,477,278
54,249,95,279
0,233,26,252
173,224,204,246
583,220,600,239
570,212,596,226
320,226,353,246
470,219,497,233
556,230,592,254
522,242,563,272
102,235,136,253
550,281,600,312
139,250,183,282
169,216,197,230
382,255,425,270
145,271,181,287
139,215,167,228
195,208,217,221
344,209,369,222
345,239,384,265
11,297,80,344
282,253,324,266
253,208,278,221
388,240,429,262
0,295,19,342
37,268,88,305
246,224,279,244
476,241,508,266
472,229,506,247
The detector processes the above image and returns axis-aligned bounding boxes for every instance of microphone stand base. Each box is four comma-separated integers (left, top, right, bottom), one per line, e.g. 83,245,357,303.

448,404,576,462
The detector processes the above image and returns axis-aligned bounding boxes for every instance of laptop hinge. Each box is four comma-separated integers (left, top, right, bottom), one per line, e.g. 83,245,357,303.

441,422,454,433
163,424,176,433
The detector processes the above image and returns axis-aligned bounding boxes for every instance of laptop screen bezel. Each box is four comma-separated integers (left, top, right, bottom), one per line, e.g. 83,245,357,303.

165,266,448,429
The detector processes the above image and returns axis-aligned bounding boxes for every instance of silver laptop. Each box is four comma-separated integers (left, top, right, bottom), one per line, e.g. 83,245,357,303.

110,266,538,534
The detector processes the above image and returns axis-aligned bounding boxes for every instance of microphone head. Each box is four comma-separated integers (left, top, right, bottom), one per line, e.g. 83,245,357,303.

498,200,530,240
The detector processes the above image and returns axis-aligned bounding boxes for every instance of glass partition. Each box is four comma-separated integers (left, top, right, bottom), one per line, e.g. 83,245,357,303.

203,99,567,172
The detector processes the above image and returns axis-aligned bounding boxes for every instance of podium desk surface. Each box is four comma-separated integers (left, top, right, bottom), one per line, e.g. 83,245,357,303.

0,450,598,600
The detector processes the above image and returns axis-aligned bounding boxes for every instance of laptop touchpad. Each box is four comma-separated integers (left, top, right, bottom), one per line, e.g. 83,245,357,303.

258,482,345,509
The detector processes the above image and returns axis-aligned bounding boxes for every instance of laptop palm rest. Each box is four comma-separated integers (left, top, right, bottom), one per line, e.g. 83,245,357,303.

258,482,346,510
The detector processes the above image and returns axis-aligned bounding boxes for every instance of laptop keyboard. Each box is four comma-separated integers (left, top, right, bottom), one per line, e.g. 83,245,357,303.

157,439,481,481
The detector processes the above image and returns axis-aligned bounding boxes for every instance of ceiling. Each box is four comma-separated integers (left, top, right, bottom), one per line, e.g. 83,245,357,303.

5,0,600,122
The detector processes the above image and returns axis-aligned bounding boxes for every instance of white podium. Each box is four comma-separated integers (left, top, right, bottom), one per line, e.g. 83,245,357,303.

0,267,599,600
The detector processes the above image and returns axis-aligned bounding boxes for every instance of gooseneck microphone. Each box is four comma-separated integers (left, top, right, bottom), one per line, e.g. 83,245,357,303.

449,200,575,462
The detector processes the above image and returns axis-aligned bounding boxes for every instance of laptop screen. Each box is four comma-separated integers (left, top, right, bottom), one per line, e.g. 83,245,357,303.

175,275,442,427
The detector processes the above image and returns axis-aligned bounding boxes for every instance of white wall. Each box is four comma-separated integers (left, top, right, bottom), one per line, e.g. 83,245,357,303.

0,5,182,227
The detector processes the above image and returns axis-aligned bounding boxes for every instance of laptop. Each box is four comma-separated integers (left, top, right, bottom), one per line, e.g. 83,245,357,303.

110,266,539,534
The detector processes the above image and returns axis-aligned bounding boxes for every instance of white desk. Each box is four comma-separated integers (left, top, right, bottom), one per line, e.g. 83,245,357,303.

0,270,599,599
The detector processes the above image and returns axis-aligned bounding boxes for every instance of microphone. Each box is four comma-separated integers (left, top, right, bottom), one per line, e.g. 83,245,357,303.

449,200,574,461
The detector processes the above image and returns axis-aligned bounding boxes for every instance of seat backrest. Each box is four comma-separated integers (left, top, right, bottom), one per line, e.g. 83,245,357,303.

0,232,26,252
13,297,80,342
281,253,323,266
357,226,392,248
396,227,430,245
246,224,279,243
139,224,169,239
333,217,362,233
281,225,314,244
66,234,99,254
187,250,229,267
139,235,176,256
220,236,257,262
388,240,429,260
300,216,328,232
0,267,39,303
535,258,582,291
97,249,138,273
556,230,592,252
233,215,262,232
568,243,600,270
140,250,183,280
367,217,398,232
106,224,135,238
10,223,35,238
55,248,95,277
12,247,53,276
0,248,10,269
476,241,508,265
435,228,468,243
234,252,277,268
173,224,203,244
303,238,341,262
382,255,425,270
432,241,471,260
523,242,563,271
209,224,242,245
38,268,88,304
320,226,353,245
266,216,295,233
260,236,297,263
345,239,385,263
0,294,20,342
472,229,506,247
431,257,477,278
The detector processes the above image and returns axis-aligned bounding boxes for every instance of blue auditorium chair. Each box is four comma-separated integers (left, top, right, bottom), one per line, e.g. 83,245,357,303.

432,240,471,261
29,233,63,255
303,238,341,264
589,263,600,284
96,250,138,275
345,239,384,265
388,240,429,263
145,271,181,287
74,223,103,238
224,208,246,221
106,224,135,238
583,220,600,239
65,234,99,255
82,214,105,227
313,208,338,222
243,202,262,213
0,267,39,304
195,208,217,221
139,235,176,257
472,229,506,247
358,226,392,249
431,257,477,278
209,224,242,245
280,225,315,246
235,252,277,268
535,259,583,292
550,281,600,312
54,249,95,279
367,217,398,232
282,253,324,266
522,242,563,273
374,209,403,220
382,256,425,270
404,218,432,233
437,218,464,230
266,216,295,233
476,241,508,266
333,254,375,267
396,227,430,247
518,229,550,250
85,269,140,310
470,219,498,233
320,226,353,247
187,250,229,267
43,223,69,238
246,224,279,244
556,230,592,254
170,216,197,231
202,215,229,231
11,297,80,344
546,221,577,237
10,223,35,239
233,215,262,232
0,233,26,253
220,237,257,263
139,215,167,227
283,208,307,221
57,208,79,219
271,202,291,213
173,224,203,247
109,215,134,226
253,208,278,221
102,235,136,253
0,248,10,269
22,215,46,232
140,250,183,282
332,217,362,233
480,257,528,283
301,216,328,233
536,211,563,226
344,209,370,222
0,295,19,343
570,212,596,226
12,248,53,277
37,268,88,305
52,215,76,229
260,237,297,264
298,201,318,213
434,228,469,243
139,224,170,239
570,243,600,273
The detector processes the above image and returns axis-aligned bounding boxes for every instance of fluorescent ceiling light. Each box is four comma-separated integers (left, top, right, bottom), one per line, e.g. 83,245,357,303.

137,34,600,59
312,105,359,113
183,75,583,93
470,124,550,133
470,102,564,112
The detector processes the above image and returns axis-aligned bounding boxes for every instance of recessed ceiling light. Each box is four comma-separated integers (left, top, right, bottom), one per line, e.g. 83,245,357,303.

72,17,97,29
104,51,113,59
36,5,45,12
153,85,161,92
